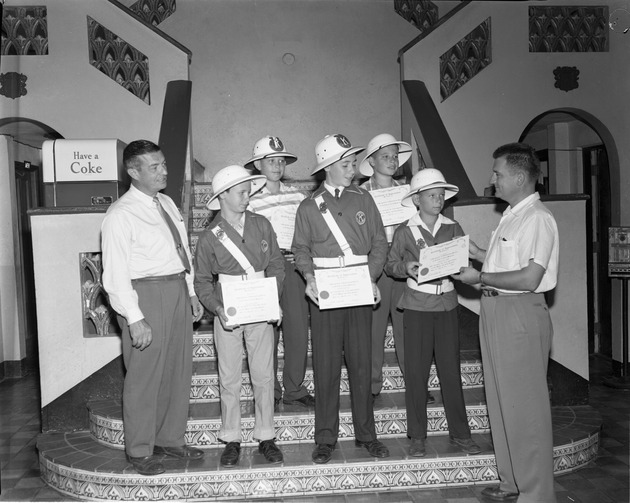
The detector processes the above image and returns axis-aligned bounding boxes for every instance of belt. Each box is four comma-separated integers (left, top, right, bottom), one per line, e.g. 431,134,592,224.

481,288,527,297
132,272,185,283
218,270,265,283
407,278,454,295
313,255,368,268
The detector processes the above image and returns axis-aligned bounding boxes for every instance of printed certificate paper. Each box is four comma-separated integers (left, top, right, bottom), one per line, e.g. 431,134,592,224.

270,204,299,250
315,264,374,310
368,185,417,227
221,277,280,326
417,235,470,284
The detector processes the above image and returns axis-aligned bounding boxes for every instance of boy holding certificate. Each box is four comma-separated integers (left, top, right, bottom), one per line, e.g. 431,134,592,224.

292,134,390,464
246,136,315,411
358,133,412,398
194,165,285,468
384,168,481,458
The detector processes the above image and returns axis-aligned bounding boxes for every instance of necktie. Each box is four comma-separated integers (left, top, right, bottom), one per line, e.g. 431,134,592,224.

154,196,191,273
334,188,340,200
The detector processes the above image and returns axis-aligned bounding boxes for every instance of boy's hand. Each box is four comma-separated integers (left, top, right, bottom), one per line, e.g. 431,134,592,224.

216,306,239,330
305,275,319,305
372,282,381,305
269,306,283,325
405,261,420,280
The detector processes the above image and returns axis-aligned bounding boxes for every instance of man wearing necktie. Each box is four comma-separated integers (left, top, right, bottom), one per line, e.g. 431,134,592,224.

101,140,204,476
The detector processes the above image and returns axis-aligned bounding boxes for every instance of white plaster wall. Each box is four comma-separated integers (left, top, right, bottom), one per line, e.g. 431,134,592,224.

30,212,120,406
453,199,589,379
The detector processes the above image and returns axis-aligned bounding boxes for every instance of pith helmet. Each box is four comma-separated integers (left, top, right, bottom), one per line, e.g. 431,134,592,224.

207,165,266,210
245,136,297,169
401,168,459,207
359,133,412,177
311,134,365,176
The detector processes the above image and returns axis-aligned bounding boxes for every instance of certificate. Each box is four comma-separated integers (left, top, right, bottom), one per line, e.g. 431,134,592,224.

368,185,417,227
221,277,280,326
314,264,374,310
417,235,469,284
270,204,299,250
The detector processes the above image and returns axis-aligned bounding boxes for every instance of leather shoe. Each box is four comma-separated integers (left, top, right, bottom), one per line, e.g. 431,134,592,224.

153,445,204,459
220,442,241,467
126,454,165,476
481,486,519,501
312,443,335,464
355,438,390,458
449,435,482,455
283,394,315,407
259,439,283,464
408,438,426,457
427,392,435,404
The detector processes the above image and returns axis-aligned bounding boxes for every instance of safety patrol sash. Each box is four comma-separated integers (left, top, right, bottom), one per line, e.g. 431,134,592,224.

211,224,256,276
314,194,353,257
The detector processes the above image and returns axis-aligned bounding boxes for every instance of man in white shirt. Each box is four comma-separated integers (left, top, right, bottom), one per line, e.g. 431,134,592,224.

458,143,559,503
101,140,204,476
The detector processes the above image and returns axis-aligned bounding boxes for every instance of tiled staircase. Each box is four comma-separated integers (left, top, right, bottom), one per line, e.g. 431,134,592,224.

37,323,601,501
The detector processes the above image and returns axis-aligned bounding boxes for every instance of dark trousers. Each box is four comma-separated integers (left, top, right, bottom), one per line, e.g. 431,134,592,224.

274,258,310,401
404,308,470,440
119,276,193,457
309,303,376,445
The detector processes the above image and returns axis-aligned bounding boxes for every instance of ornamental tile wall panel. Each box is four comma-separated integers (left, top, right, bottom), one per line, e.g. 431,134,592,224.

394,0,439,33
130,0,176,26
1,6,48,56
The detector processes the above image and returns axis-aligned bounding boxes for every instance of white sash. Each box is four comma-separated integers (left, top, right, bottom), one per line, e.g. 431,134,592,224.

314,194,353,257
211,224,256,276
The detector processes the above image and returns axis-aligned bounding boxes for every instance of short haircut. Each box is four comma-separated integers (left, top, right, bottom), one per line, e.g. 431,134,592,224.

123,140,161,171
493,142,541,182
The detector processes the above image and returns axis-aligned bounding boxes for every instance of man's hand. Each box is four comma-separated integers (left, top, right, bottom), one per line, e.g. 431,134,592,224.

405,261,420,280
469,240,486,262
305,275,319,305
191,295,204,322
129,319,152,350
457,266,481,285
372,282,381,305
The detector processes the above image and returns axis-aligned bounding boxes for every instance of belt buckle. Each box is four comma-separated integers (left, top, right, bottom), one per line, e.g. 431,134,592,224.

338,256,346,268
436,283,442,295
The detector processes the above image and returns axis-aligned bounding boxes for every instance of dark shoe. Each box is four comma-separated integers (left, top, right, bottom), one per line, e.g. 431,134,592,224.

312,443,335,464
355,438,390,458
427,392,435,404
153,445,204,459
220,442,241,467
449,436,482,455
274,397,281,412
126,454,165,476
259,439,283,464
283,394,315,407
408,438,426,457
480,486,519,501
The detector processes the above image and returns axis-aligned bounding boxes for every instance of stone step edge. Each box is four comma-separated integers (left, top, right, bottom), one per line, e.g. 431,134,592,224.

38,431,600,502
88,403,491,449
190,361,484,403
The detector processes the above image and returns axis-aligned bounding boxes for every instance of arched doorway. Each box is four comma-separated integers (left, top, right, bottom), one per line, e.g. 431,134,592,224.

520,109,617,359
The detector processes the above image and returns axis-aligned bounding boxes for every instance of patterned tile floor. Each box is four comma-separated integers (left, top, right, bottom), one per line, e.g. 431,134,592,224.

0,354,628,502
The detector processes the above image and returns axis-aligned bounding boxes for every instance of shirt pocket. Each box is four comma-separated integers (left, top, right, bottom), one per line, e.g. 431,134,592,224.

494,239,520,271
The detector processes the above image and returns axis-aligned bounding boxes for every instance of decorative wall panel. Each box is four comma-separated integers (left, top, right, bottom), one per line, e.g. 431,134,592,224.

394,0,439,32
80,252,120,338
130,0,176,26
1,6,48,55
440,18,491,102
529,6,609,52
87,16,151,104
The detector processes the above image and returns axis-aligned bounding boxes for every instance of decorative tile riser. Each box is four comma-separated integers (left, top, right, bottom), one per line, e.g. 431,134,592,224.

38,434,599,502
88,405,490,449
190,362,484,403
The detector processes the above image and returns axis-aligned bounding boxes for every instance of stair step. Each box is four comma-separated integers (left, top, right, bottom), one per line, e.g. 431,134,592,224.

88,389,490,449
37,405,602,501
191,351,483,403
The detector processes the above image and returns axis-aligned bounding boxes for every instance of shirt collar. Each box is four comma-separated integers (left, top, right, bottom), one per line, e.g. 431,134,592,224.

505,192,540,216
311,182,361,199
407,212,454,233
259,181,287,195
128,183,158,207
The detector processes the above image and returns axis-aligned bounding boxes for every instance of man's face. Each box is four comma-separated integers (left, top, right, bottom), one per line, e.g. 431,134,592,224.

220,181,251,214
412,188,445,218
128,150,168,196
256,157,286,183
490,156,520,203
369,145,399,177
325,154,357,188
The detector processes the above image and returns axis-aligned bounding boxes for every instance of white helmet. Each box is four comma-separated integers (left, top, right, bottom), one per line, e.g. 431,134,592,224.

244,136,297,169
311,134,364,175
401,168,459,207
359,133,412,177
206,165,266,210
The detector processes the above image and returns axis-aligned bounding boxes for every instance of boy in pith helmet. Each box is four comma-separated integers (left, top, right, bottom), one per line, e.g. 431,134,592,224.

194,165,285,468
246,136,315,411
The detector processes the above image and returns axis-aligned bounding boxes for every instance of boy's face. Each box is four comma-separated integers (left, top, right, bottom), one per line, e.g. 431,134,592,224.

256,157,286,183
412,187,445,218
220,181,251,214
369,145,399,178
325,154,357,188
